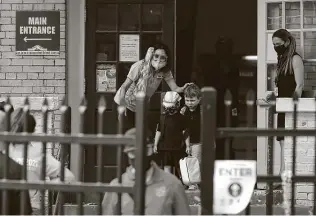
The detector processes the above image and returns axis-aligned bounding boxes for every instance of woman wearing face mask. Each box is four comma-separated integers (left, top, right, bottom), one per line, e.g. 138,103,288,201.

114,42,192,133
266,29,304,185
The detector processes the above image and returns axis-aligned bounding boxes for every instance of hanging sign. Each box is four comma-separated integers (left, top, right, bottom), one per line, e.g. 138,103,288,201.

213,160,256,214
16,11,60,56
119,34,140,62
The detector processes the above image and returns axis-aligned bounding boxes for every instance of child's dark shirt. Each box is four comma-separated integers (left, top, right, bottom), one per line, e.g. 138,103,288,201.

156,112,187,150
181,105,201,143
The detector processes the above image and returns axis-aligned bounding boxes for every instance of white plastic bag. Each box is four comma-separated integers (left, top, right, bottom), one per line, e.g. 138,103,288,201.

179,156,201,186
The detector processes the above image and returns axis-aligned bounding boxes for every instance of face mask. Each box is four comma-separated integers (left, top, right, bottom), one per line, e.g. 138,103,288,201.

274,44,287,55
151,59,166,71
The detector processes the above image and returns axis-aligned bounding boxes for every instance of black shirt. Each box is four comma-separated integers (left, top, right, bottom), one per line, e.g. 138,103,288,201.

157,113,187,150
275,53,299,98
181,105,201,143
0,152,33,215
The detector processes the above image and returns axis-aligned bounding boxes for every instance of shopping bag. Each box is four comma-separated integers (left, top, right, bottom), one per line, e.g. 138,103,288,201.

179,156,201,186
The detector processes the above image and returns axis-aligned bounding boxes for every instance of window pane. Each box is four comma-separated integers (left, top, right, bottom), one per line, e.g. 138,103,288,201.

96,64,116,92
119,4,140,31
97,4,117,31
289,31,302,55
96,34,117,61
285,2,301,29
267,64,277,91
267,3,282,30
142,4,163,31
303,1,316,28
141,34,162,58
304,32,316,59
304,62,316,89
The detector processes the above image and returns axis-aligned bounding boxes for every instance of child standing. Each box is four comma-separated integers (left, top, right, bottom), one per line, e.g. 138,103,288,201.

180,84,202,189
154,91,190,179
181,84,202,156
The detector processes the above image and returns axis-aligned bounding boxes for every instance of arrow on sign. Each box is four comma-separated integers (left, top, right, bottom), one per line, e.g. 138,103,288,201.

24,37,52,42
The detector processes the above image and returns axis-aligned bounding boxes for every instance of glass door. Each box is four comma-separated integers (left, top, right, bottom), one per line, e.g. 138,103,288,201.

257,0,316,186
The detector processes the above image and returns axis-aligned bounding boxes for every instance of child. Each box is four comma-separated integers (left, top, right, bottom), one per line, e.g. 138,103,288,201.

180,84,202,190
154,91,190,179
180,84,202,164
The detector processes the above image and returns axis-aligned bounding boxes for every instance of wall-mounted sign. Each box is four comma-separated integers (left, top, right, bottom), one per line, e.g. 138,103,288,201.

119,34,140,62
16,11,60,56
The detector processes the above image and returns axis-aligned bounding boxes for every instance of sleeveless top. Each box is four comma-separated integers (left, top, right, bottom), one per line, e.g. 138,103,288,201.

274,52,298,98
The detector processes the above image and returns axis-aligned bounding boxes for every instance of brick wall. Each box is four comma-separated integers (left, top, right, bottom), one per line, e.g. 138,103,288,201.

284,113,315,206
0,0,66,155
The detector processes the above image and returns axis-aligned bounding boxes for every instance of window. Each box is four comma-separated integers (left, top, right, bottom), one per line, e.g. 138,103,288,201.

266,0,316,90
95,3,164,93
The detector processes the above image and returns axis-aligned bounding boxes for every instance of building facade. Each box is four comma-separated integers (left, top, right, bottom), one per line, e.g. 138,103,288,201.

1,0,316,206
0,0,66,156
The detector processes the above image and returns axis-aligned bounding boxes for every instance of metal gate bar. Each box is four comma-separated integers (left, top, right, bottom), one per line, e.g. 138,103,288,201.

0,93,147,215
201,87,316,215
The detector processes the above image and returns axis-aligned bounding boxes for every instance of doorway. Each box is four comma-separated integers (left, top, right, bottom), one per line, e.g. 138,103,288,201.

84,0,175,183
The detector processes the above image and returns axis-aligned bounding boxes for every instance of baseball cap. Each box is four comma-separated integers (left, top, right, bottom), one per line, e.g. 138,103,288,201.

123,128,154,159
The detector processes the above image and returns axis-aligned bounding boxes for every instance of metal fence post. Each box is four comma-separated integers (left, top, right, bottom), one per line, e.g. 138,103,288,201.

134,92,147,215
201,87,217,215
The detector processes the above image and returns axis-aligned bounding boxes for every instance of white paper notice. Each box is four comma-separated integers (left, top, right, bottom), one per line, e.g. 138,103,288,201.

267,33,278,62
213,160,257,214
119,34,140,62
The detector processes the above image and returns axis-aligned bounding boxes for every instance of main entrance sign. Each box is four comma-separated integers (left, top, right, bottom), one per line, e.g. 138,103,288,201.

16,11,60,56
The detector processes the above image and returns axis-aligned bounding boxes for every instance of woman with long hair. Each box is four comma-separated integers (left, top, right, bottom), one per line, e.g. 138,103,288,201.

267,29,304,183
114,42,192,132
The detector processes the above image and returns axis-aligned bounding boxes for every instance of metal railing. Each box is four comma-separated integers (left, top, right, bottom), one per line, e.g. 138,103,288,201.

2,87,316,215
200,87,316,215
0,92,147,215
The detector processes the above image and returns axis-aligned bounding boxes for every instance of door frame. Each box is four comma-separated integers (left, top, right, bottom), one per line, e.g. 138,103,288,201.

84,0,176,182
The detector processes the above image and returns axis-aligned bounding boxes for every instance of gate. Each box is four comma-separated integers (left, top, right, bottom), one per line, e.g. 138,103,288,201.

200,87,316,215
1,87,316,215
0,92,148,215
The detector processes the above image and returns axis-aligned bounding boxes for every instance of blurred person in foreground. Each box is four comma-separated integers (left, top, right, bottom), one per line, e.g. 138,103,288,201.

102,128,191,215
0,108,33,215
7,108,75,214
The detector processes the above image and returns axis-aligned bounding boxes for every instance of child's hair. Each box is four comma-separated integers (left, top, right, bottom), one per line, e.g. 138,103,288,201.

184,83,201,99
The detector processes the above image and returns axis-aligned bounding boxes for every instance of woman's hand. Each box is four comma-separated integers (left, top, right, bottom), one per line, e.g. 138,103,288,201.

185,146,191,155
180,83,194,92
153,145,158,154
265,91,276,102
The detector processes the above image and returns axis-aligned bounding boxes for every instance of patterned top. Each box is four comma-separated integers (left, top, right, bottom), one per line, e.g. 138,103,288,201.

115,60,173,112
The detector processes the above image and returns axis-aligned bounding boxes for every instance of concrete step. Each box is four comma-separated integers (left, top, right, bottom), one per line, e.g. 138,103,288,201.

54,204,200,215
185,189,284,205
55,204,312,215
57,189,286,215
